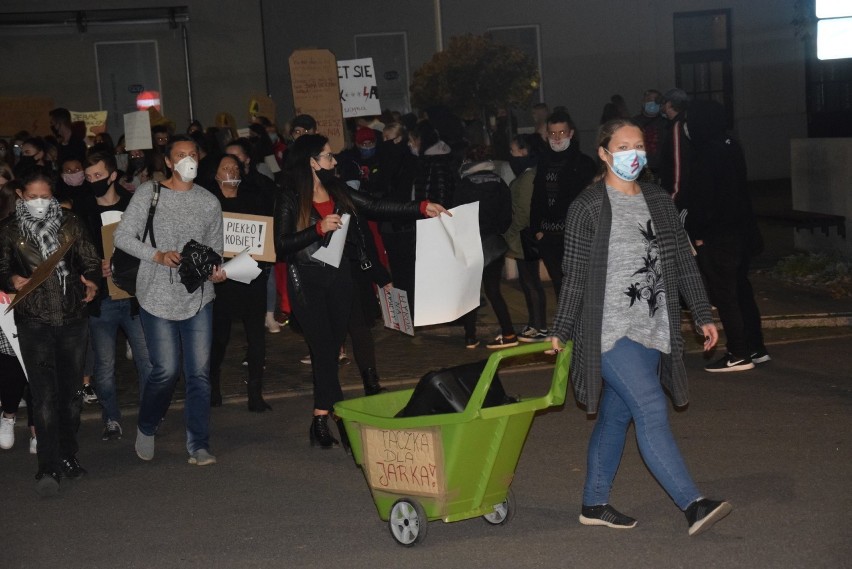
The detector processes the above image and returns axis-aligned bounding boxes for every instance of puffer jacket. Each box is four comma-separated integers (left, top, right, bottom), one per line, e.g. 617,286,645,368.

0,210,102,326
413,141,456,207
274,180,424,268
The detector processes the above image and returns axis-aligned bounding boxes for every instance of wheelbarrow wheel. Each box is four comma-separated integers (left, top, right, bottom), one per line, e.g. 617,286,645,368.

483,489,516,526
388,498,428,546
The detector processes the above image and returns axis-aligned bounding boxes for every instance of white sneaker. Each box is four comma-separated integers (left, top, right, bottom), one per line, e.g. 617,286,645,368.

265,312,281,334
126,340,133,360
0,414,15,450
29,435,37,454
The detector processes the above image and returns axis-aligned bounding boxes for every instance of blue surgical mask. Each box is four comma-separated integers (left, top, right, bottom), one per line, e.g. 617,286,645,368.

644,101,660,116
359,146,376,160
604,149,647,182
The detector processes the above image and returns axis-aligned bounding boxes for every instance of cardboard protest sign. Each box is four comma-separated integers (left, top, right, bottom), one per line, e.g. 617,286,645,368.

338,58,382,118
101,222,133,300
249,94,276,123
124,111,152,150
0,97,54,137
222,213,275,262
289,49,345,152
6,238,76,314
70,110,108,137
378,286,414,336
362,426,444,497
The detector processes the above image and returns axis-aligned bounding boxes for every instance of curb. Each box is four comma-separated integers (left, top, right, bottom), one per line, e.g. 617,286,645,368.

681,312,852,333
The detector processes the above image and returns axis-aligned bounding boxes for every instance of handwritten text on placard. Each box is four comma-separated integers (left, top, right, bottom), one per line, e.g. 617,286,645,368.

221,213,276,262
364,427,442,496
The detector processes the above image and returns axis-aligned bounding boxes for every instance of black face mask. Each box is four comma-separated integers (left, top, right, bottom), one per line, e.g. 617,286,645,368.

17,156,36,169
315,167,337,185
89,177,112,198
130,157,146,172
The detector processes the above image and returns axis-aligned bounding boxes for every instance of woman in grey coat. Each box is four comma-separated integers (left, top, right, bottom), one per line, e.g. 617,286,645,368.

549,119,731,537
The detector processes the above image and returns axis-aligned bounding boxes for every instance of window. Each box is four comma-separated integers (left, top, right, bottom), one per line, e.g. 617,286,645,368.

816,0,852,59
673,10,733,125
805,0,852,136
354,32,411,114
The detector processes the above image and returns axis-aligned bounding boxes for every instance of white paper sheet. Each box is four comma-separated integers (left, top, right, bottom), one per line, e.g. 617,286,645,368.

413,203,483,327
101,210,123,226
378,286,414,336
221,248,262,284
0,298,27,380
311,213,350,268
123,111,153,150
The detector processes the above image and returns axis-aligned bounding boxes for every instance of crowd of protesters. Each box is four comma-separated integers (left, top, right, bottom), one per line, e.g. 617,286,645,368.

0,92,756,535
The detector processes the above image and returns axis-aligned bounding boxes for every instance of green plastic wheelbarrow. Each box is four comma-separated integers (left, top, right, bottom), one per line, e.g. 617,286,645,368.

334,342,572,546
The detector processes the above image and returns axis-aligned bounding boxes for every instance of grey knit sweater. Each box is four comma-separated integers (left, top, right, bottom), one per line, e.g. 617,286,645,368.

114,181,223,321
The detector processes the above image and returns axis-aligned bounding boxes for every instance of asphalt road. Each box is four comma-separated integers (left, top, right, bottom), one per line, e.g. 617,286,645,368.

2,333,850,569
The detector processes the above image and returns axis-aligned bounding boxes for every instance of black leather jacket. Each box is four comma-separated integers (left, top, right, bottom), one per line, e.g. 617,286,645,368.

274,183,423,269
0,210,102,325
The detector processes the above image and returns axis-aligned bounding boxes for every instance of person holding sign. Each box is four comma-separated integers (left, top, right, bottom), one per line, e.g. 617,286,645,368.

548,119,730,536
114,135,225,467
274,134,448,450
208,154,273,412
0,166,101,496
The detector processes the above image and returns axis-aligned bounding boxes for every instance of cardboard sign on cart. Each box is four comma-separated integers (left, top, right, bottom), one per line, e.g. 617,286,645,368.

222,213,275,262
361,426,445,498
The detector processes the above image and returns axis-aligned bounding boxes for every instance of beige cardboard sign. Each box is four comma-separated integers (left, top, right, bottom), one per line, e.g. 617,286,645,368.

0,96,54,137
70,110,108,136
249,94,276,123
289,49,345,153
101,223,133,300
222,213,275,262
362,426,444,497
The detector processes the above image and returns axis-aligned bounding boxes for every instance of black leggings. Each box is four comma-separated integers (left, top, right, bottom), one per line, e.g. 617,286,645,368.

538,232,564,297
462,256,515,339
289,263,353,411
515,257,547,331
0,352,33,426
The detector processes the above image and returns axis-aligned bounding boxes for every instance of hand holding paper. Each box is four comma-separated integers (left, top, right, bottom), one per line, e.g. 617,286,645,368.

221,248,262,284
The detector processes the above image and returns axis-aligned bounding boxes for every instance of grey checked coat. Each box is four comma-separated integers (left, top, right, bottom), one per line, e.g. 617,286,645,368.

551,180,713,414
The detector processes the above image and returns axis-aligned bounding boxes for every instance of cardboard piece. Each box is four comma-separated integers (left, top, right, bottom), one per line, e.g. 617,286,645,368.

289,49,345,153
6,238,76,314
0,96,54,137
362,425,444,497
124,111,153,151
338,58,382,118
249,94,276,123
70,110,108,136
101,223,133,300
378,286,414,336
222,213,276,262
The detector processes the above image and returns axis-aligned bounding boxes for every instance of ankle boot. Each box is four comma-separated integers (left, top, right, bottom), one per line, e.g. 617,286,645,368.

246,379,272,413
361,368,387,396
309,414,338,449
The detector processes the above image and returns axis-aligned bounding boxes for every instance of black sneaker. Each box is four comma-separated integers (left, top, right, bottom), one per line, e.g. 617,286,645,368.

750,350,771,364
35,470,61,497
465,336,480,349
704,353,755,373
60,457,87,479
81,384,98,404
579,504,637,529
685,498,732,536
102,420,123,441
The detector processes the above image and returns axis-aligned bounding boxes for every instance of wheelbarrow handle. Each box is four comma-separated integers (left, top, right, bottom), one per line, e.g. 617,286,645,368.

465,341,573,418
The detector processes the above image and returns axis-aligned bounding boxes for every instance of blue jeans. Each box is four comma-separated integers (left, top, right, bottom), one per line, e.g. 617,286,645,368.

16,318,88,473
90,298,152,424
584,337,701,510
138,303,213,454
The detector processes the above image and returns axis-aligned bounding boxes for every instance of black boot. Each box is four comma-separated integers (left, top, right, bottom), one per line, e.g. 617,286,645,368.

361,368,387,396
246,379,272,413
309,414,339,449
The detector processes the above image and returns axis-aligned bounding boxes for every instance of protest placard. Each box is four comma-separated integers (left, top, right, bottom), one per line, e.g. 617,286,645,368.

289,49,345,152
124,111,152,150
337,58,382,118
378,286,414,336
362,426,444,497
249,94,276,123
0,97,53,137
222,213,275,262
70,110,108,137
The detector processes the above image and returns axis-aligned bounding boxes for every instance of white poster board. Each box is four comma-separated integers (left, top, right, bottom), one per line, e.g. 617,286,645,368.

123,111,153,151
337,58,382,118
413,203,483,327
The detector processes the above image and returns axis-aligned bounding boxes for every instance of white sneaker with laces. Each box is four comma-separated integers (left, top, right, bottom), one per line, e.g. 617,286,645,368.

0,414,15,450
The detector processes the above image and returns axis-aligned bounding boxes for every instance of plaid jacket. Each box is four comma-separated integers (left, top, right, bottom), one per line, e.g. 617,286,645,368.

551,180,713,414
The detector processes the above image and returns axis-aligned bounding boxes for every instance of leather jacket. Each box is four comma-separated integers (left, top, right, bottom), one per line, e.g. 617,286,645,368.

273,182,423,269
0,210,102,326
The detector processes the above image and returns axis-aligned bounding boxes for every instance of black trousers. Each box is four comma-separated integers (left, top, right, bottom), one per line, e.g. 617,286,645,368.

462,256,515,339
0,352,33,425
696,237,766,359
348,267,378,373
538,232,564,297
515,257,547,331
289,262,353,411
382,228,416,319
17,318,87,473
210,270,269,394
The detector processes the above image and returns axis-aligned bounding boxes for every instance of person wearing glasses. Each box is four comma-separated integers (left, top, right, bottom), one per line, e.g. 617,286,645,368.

530,110,596,296
274,134,448,450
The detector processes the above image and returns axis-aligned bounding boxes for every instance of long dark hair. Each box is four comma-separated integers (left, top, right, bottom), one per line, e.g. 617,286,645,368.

286,134,354,231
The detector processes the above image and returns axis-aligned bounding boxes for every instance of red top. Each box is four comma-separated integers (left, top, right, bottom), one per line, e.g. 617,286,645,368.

313,199,334,236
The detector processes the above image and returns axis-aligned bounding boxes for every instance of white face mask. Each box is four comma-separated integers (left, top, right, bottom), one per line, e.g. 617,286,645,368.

25,198,51,218
549,137,571,152
173,156,198,181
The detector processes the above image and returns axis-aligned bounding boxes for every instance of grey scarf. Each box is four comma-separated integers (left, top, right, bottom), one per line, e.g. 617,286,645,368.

16,197,70,293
